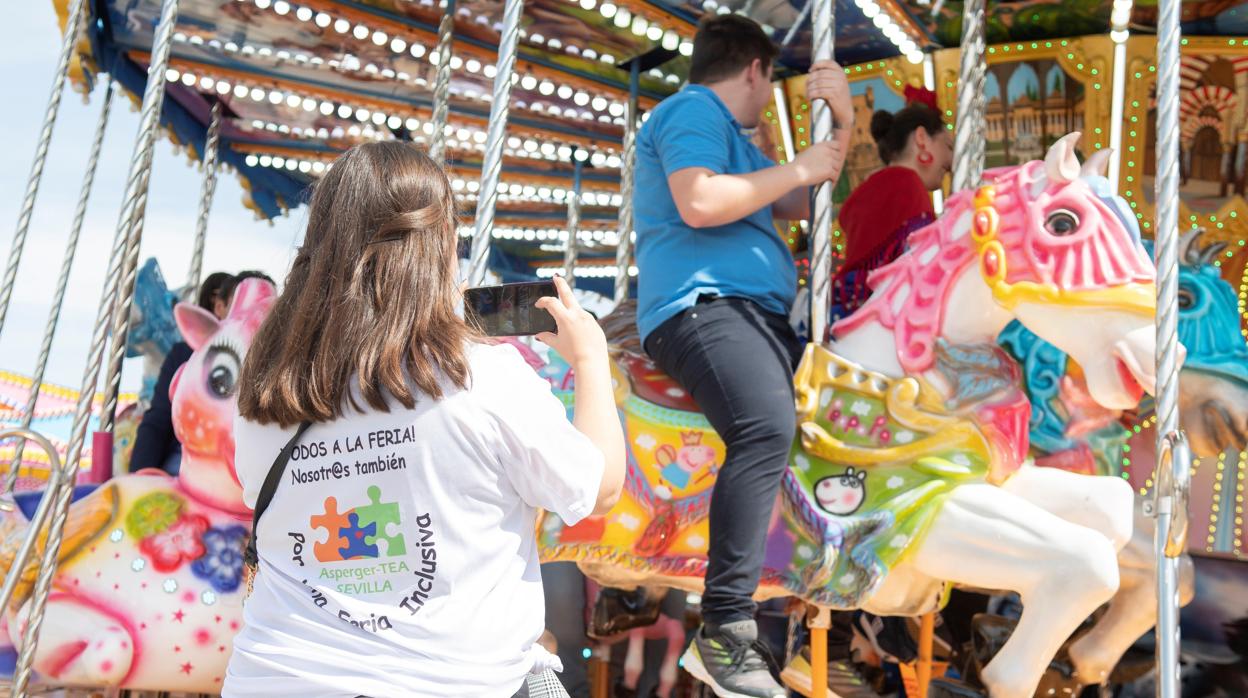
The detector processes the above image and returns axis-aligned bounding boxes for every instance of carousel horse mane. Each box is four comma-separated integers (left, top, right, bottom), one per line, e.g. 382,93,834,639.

601,299,644,355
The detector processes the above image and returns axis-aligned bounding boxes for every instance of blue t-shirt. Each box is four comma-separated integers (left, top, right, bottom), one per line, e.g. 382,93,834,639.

633,84,797,342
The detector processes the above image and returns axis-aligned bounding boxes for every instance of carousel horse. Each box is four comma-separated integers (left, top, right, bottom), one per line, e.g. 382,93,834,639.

540,133,1168,698
995,227,1248,687
0,277,275,692
127,258,182,406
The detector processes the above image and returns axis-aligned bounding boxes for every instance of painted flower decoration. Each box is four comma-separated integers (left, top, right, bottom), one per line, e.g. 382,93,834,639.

140,514,209,572
190,524,248,593
126,491,185,540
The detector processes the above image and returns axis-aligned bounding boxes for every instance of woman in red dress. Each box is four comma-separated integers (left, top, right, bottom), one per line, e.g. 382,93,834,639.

831,88,953,323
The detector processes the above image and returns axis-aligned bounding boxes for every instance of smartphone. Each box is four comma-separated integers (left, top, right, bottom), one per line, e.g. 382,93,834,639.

463,280,558,337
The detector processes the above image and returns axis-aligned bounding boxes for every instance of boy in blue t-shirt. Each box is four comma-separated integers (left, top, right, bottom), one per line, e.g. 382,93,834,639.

634,14,856,698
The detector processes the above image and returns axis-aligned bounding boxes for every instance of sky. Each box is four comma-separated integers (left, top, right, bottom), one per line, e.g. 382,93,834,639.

0,5,306,394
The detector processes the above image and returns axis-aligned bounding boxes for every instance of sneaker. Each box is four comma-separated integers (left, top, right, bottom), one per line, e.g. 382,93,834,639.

780,646,884,698
681,620,787,698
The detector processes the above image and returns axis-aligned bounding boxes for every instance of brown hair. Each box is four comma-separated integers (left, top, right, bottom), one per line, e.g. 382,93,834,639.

688,14,778,85
869,104,945,164
238,142,475,427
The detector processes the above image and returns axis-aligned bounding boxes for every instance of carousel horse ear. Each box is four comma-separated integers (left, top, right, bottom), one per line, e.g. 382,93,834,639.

1079,148,1112,178
1178,227,1206,266
175,302,221,351
1045,132,1082,184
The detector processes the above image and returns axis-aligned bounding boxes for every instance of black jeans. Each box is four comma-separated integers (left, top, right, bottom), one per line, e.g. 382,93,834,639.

644,297,803,626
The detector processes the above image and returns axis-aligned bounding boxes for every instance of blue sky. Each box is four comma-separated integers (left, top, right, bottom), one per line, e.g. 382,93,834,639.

0,5,305,393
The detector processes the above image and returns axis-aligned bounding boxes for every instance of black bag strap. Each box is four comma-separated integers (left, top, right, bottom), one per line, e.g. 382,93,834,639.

244,421,312,569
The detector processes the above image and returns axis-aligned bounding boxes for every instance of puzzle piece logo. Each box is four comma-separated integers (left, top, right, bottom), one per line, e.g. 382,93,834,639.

309,487,406,563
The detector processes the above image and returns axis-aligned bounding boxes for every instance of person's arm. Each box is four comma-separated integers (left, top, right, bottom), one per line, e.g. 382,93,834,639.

536,277,625,515
771,60,856,222
669,140,844,229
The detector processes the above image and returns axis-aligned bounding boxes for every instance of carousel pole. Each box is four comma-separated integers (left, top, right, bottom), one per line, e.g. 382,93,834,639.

17,1,180,692
807,0,835,348
465,0,523,286
1152,0,1190,692
951,0,988,193
563,155,584,287
428,0,456,163
183,100,223,301
614,61,641,306
5,78,114,492
0,0,88,339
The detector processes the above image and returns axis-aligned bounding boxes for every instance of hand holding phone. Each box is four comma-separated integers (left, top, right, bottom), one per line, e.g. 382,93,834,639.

533,276,607,368
463,281,558,337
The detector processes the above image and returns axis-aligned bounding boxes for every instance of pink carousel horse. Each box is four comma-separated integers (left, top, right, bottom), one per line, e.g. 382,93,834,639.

0,278,276,692
541,134,1173,698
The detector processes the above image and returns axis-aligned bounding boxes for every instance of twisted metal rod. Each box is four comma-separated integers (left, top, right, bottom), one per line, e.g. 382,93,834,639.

614,62,640,306
428,0,457,163
183,100,223,302
36,10,182,678
1152,0,1185,692
952,0,987,193
466,0,523,286
99,0,182,433
806,0,836,343
0,428,67,698
6,78,114,493
563,159,583,288
0,0,88,340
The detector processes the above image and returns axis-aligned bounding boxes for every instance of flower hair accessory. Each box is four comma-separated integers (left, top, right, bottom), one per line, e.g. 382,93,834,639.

904,85,938,112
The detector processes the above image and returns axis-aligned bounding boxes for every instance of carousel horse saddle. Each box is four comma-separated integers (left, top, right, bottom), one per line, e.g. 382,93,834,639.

11,484,100,521
615,353,700,413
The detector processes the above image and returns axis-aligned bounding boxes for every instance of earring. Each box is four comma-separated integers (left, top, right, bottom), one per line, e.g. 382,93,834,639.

917,147,934,166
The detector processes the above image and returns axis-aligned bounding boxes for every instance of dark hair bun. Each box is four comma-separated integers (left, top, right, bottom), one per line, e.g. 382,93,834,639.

870,110,895,144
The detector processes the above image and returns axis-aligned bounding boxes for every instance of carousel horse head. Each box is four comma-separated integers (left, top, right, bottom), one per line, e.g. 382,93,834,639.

127,258,181,404
1167,229,1248,455
837,133,1171,410
169,277,277,513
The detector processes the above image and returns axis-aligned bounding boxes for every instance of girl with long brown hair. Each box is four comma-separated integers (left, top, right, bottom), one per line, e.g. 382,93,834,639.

224,141,624,697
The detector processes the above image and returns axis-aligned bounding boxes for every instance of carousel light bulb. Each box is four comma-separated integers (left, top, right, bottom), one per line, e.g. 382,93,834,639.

600,2,617,18
906,50,924,64
574,148,590,162
873,14,889,29
466,58,481,73
295,6,312,21
255,0,271,8
299,160,312,173
583,48,598,60
391,38,407,53
606,154,622,168
631,16,649,36
301,96,317,111
338,104,353,118
348,124,361,136
273,156,286,168
259,155,272,167
507,136,522,148
314,12,331,27
539,80,556,95
286,93,301,107
524,139,539,152
861,3,879,17
216,81,232,95
372,30,388,46
468,180,480,192
411,43,427,58
180,72,197,86
422,122,435,135
386,115,401,129
520,75,537,90
540,142,557,156
313,162,326,174
334,18,350,33
661,30,681,51
574,91,591,106
450,55,463,69
647,26,663,41
614,9,631,28
245,154,259,167
473,130,487,144
354,24,370,40
591,152,607,166
165,68,180,82
679,40,694,56
591,96,608,111
356,108,371,121
531,33,546,45
581,0,596,8
484,63,497,77
273,0,290,14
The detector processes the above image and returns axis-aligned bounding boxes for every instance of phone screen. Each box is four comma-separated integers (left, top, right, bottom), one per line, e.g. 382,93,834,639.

463,281,558,337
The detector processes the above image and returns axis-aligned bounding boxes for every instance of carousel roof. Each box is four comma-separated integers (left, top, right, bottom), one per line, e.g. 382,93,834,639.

53,0,1248,281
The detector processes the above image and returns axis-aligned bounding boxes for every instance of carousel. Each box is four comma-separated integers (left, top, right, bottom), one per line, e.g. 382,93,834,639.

0,0,1244,695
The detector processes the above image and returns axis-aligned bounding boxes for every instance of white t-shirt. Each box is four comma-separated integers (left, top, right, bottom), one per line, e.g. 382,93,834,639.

224,343,604,698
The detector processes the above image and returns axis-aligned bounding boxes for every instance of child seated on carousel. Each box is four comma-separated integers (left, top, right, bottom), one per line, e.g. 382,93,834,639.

224,141,625,697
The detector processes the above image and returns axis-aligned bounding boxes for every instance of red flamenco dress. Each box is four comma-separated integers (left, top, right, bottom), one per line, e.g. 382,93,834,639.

830,166,935,324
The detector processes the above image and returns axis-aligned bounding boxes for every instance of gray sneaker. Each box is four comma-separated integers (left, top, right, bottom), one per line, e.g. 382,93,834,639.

681,620,786,698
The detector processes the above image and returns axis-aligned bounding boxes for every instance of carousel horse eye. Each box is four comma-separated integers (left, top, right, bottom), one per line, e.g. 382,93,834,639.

206,348,241,398
1044,210,1080,236
1178,287,1195,311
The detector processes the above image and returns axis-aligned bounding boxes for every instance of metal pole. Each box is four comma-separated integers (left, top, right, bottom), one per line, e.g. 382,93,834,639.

952,0,987,193
563,157,583,288
46,5,180,639
428,0,457,163
466,0,523,286
0,0,88,340
807,0,835,343
6,78,114,493
1153,0,1186,691
98,0,182,432
183,100,223,301
614,62,640,306
0,428,68,698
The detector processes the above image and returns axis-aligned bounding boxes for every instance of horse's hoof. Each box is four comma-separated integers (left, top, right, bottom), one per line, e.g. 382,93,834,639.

928,677,986,697
588,587,661,638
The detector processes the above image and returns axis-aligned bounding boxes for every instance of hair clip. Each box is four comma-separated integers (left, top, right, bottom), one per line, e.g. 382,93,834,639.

903,85,938,112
